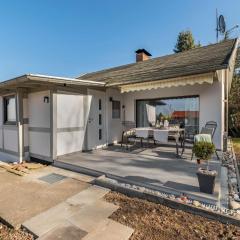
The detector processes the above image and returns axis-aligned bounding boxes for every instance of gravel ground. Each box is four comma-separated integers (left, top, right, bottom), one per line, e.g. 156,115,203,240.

105,192,240,240
0,223,33,240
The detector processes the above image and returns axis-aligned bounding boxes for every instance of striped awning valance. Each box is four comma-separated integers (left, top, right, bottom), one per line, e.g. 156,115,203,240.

120,73,215,93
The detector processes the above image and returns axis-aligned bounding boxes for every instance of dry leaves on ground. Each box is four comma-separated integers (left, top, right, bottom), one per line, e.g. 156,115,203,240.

105,192,240,240
0,223,33,240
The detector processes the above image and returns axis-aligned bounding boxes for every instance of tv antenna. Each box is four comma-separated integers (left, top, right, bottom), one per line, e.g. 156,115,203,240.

216,9,238,42
216,10,226,42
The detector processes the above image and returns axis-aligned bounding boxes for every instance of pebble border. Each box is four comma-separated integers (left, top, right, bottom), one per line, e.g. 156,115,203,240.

224,139,240,210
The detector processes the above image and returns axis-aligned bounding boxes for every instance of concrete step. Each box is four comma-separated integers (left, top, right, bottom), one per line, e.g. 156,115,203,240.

82,219,134,240
67,200,119,232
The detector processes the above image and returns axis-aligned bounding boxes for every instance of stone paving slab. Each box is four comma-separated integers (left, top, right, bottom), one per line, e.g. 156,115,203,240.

67,200,119,232
66,185,110,206
82,219,134,240
38,220,87,240
23,201,84,237
23,184,133,240
22,186,112,236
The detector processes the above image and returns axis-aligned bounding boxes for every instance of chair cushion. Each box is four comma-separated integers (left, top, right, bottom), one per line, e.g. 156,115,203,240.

194,134,212,143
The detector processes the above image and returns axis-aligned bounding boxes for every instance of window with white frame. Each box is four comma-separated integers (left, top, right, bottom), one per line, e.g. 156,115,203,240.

112,100,120,119
4,95,16,124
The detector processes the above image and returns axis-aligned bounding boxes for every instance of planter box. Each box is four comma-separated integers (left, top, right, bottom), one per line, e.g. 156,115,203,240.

197,171,216,194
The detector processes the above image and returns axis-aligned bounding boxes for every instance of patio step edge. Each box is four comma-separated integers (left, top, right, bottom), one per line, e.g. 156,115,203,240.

54,159,218,205
53,160,105,178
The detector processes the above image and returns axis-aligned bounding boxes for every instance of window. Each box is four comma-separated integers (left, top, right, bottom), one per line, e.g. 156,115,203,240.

112,100,120,119
99,129,102,140
99,114,102,125
4,96,17,124
99,99,102,110
136,96,199,134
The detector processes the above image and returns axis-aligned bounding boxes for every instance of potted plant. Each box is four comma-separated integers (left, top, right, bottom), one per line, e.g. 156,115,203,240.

192,141,217,194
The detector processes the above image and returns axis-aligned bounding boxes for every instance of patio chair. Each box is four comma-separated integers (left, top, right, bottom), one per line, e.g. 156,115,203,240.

200,127,215,136
121,129,136,149
181,127,196,160
205,121,217,137
201,123,220,160
190,124,219,160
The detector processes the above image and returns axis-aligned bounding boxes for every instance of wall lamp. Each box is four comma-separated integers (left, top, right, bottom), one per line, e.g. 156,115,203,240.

44,96,49,103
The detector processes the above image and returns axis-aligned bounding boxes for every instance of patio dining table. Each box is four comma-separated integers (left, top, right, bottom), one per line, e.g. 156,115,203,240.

134,127,185,157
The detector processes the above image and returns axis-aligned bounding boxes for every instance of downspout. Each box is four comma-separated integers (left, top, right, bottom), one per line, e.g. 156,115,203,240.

223,69,229,152
225,69,229,133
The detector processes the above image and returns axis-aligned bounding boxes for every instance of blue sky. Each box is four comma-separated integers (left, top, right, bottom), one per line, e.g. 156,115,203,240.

0,1,239,81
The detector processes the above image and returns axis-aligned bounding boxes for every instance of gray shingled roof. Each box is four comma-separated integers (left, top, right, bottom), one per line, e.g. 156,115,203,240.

79,39,237,86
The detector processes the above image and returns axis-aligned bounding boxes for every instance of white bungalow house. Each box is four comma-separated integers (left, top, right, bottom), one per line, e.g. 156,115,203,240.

0,39,238,163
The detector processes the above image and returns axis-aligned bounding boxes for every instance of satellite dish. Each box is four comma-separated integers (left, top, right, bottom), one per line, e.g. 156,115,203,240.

218,15,226,34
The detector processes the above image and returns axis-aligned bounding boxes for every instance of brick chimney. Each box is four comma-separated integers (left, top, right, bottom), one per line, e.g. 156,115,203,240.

135,49,152,62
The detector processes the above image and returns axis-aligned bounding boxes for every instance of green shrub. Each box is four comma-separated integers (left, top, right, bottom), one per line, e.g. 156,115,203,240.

192,141,215,161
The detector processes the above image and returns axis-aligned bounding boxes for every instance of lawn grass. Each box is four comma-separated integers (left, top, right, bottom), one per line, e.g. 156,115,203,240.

233,138,240,155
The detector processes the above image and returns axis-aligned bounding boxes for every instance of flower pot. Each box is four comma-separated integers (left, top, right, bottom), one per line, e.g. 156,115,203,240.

196,169,216,194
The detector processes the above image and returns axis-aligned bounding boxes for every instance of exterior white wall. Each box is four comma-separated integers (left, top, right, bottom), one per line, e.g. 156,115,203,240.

106,88,123,144
56,92,86,156
28,91,50,128
28,90,51,158
3,127,18,152
123,80,224,150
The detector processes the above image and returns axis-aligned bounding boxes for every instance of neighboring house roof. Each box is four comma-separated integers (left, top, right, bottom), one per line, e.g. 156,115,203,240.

171,111,199,118
79,39,238,87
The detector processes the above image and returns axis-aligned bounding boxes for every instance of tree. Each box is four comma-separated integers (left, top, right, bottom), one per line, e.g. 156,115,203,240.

174,30,200,53
229,71,240,136
229,47,240,136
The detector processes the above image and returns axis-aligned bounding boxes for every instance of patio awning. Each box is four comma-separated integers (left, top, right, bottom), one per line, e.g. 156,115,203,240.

120,72,215,93
0,74,105,95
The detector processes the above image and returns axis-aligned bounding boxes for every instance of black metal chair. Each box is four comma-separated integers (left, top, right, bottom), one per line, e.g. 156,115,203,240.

181,126,196,159
203,121,219,160
121,129,136,149
200,127,215,136
191,122,219,160
205,121,217,137
183,121,220,160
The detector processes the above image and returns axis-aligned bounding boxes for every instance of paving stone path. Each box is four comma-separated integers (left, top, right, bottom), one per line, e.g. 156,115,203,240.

22,185,133,240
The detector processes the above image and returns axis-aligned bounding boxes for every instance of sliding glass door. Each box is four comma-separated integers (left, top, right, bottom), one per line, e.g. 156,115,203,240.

136,96,199,134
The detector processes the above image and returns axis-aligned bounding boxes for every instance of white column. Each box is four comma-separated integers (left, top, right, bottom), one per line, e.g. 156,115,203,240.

16,88,24,163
